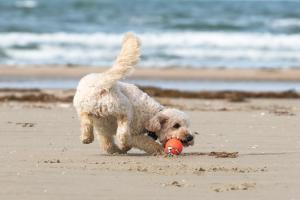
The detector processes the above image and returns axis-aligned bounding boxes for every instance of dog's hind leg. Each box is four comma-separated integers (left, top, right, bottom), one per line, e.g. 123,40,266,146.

93,117,124,154
79,112,94,144
115,114,133,153
97,134,123,154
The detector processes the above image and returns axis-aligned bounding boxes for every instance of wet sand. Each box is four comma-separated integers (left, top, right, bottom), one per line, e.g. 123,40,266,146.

0,97,300,199
2,65,300,81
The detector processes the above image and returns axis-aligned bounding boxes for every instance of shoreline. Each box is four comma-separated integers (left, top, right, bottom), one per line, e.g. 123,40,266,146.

1,66,300,81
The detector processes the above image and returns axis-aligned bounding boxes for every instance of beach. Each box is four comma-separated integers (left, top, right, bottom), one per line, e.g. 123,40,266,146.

1,0,300,198
0,86,300,199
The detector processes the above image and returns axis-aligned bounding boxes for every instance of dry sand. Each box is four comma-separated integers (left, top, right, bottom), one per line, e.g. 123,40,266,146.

1,97,300,200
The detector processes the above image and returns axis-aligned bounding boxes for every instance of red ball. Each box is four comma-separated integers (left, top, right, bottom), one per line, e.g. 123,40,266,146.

164,138,183,155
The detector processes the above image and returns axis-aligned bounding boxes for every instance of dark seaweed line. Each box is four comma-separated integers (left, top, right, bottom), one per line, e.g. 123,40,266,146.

0,87,299,103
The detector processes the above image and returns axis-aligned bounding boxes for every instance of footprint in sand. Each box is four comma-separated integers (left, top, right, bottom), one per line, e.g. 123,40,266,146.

14,122,36,127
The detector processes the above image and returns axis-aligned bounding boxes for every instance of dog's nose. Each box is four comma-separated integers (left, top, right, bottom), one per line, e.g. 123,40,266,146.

186,134,194,142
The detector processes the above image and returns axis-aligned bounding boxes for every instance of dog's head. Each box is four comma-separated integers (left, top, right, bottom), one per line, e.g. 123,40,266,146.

145,108,194,147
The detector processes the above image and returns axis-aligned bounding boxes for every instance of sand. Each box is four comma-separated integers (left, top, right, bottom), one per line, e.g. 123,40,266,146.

2,66,300,81
1,97,300,200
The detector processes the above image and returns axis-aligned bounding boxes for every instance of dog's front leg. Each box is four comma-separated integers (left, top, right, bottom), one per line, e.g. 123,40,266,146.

79,112,94,144
115,115,132,153
131,135,164,155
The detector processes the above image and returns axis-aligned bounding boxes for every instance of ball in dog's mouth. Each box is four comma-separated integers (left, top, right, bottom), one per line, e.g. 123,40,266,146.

164,138,183,155
162,133,195,147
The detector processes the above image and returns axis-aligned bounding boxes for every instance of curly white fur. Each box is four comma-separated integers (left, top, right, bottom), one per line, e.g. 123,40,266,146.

73,32,194,155
101,32,140,90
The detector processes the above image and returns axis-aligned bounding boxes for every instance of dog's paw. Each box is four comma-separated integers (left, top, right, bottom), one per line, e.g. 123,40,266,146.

80,134,94,144
106,147,126,155
119,145,132,153
80,124,94,144
112,151,127,155
150,147,165,156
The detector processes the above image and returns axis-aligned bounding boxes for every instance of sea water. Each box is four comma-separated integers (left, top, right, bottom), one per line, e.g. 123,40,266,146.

0,0,300,68
1,0,300,90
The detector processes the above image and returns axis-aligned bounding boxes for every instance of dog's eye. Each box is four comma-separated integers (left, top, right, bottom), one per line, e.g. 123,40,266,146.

173,123,181,129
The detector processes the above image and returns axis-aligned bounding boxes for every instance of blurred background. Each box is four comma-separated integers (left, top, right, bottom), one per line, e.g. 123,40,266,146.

1,0,300,91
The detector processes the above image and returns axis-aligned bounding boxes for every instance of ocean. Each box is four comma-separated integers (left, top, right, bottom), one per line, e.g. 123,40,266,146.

1,0,300,68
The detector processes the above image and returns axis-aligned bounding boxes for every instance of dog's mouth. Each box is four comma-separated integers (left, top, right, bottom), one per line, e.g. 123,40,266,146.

181,139,194,147
181,134,194,147
181,140,189,146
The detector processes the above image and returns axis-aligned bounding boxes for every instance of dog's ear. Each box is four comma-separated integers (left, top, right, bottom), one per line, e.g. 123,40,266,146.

145,114,168,132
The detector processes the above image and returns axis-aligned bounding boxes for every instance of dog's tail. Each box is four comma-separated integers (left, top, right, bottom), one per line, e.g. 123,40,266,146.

101,32,140,89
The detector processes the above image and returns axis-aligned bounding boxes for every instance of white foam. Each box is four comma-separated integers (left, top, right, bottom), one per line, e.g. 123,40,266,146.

2,32,300,48
15,0,38,8
271,18,300,28
1,32,300,68
0,32,121,47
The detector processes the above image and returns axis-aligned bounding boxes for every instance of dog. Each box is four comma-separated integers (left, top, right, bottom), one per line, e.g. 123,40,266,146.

73,33,194,155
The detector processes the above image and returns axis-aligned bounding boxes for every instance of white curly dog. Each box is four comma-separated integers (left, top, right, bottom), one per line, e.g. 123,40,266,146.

73,33,194,155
